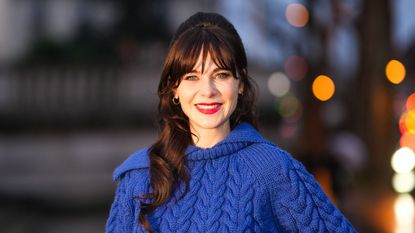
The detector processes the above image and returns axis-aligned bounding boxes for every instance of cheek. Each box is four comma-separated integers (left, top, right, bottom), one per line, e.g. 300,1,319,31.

224,86,240,108
176,85,190,101
176,86,195,116
231,93,239,110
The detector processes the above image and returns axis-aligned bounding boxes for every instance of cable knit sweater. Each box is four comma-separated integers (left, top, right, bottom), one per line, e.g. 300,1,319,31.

106,123,356,232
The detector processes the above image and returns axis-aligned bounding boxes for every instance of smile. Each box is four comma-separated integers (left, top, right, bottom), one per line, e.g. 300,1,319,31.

195,103,222,114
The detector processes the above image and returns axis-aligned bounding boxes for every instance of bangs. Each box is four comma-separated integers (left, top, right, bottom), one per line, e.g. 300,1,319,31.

169,28,238,85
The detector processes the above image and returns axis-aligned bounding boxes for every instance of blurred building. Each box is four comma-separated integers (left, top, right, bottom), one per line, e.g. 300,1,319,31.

0,0,415,232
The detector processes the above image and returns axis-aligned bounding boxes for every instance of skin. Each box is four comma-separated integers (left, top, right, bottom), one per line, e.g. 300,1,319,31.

174,51,243,148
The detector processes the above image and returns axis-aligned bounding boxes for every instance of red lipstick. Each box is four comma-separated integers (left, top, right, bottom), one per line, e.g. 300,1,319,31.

195,102,222,114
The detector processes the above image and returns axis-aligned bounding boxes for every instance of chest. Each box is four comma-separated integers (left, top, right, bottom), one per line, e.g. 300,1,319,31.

147,164,265,232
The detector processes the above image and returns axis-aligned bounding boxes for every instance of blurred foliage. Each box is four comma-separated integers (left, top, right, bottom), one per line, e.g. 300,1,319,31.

22,38,116,65
21,0,170,65
116,0,170,41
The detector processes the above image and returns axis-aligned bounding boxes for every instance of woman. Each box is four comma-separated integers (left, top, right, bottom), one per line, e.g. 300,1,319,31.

106,12,356,233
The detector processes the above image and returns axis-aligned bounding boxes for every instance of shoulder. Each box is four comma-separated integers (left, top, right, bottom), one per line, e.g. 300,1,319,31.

113,147,150,181
239,142,298,174
238,141,312,189
242,144,356,232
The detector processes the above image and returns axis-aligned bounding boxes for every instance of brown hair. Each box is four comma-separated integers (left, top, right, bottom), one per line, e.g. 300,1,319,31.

138,12,258,232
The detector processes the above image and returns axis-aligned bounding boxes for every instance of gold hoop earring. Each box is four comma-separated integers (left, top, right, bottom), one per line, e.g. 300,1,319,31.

172,97,180,105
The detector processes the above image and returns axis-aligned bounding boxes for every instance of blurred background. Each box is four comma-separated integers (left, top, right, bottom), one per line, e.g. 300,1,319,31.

0,0,414,232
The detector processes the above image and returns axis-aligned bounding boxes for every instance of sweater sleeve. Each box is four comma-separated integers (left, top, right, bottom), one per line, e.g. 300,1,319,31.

269,150,356,233
105,172,146,233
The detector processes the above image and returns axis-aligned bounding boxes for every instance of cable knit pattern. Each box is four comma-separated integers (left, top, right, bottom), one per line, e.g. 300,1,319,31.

106,123,356,233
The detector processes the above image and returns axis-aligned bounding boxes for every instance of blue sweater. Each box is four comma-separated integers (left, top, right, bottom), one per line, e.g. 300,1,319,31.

106,123,356,232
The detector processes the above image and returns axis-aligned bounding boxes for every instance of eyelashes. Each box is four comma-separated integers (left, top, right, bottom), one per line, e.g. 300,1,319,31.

215,72,232,79
183,75,198,81
182,71,233,81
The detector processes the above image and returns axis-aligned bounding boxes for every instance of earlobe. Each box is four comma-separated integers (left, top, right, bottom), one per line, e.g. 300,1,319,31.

172,89,180,104
172,88,178,98
172,96,180,105
238,83,244,95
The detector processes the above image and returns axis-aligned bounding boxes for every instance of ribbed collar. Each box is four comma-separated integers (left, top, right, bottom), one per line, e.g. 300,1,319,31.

184,122,266,161
113,122,267,180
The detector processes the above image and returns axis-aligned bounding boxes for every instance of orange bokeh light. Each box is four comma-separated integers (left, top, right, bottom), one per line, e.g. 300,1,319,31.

401,133,415,151
285,3,309,27
406,93,415,111
400,112,408,134
312,75,335,101
386,60,406,84
406,109,415,134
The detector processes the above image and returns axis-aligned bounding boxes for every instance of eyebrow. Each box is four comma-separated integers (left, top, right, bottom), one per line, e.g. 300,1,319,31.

187,67,230,74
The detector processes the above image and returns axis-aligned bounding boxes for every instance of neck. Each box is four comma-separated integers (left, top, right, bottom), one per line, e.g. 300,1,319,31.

190,122,231,148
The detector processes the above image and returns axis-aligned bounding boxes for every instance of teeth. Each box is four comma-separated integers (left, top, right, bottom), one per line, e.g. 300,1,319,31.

197,104,220,109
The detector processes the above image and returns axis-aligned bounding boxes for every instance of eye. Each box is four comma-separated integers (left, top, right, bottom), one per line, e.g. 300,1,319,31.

215,72,232,79
183,75,198,81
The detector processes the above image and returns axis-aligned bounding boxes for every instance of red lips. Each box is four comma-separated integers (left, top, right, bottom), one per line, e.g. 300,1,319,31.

195,102,222,114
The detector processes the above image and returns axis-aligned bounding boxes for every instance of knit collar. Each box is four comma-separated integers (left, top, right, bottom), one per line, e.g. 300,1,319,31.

113,122,267,180
184,122,266,161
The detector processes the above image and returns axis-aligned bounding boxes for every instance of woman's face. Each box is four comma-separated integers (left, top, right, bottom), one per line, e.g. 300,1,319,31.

174,51,242,137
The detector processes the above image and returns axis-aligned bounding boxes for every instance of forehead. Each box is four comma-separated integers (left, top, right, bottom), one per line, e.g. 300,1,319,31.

194,52,213,71
191,50,227,74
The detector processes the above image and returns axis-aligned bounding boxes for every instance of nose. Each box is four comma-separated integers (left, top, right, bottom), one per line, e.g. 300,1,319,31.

198,77,218,97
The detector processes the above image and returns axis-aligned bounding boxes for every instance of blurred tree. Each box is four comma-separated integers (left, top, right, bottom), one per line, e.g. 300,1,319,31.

355,0,394,187
116,0,170,42
298,0,394,199
21,0,170,65
297,0,339,202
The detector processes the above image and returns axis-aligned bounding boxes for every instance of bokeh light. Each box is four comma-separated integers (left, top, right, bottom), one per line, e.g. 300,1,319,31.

401,133,415,151
279,123,299,139
267,72,291,97
321,101,346,128
312,75,335,101
400,112,408,134
329,132,367,171
285,3,309,27
392,172,415,193
391,147,415,173
406,109,415,133
394,194,415,232
407,93,415,111
386,60,406,84
284,55,308,81
276,95,302,120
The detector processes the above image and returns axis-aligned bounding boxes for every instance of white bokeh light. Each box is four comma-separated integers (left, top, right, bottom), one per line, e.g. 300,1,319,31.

394,194,415,233
392,172,415,193
391,147,415,173
267,72,291,97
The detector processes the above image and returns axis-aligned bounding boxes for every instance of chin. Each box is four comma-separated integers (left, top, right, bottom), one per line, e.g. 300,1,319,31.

193,118,229,130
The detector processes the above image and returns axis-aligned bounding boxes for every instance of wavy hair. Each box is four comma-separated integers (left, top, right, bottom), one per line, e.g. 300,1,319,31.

138,12,258,232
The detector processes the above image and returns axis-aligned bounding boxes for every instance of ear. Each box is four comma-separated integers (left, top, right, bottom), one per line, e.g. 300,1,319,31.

238,82,244,95
172,78,180,98
172,88,178,98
